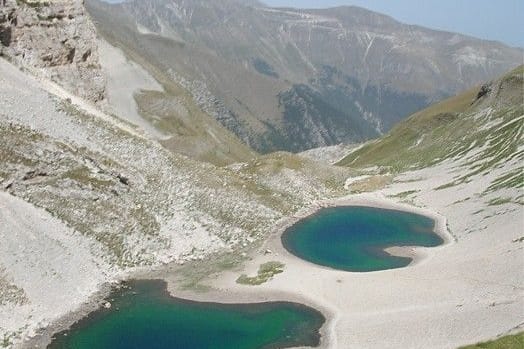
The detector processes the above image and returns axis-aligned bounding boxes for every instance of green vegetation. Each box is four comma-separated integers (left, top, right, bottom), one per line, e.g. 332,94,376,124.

234,151,352,215
277,84,377,153
338,66,523,175
62,166,114,190
337,66,524,200
16,0,50,8
451,197,471,205
388,190,419,199
337,82,479,171
0,107,166,268
487,168,524,193
487,197,514,206
459,332,524,349
435,181,459,191
252,58,279,78
0,272,27,307
135,87,255,166
96,37,256,167
2,335,10,348
236,261,285,285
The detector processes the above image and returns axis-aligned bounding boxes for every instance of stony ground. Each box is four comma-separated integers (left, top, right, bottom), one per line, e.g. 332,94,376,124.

0,56,351,347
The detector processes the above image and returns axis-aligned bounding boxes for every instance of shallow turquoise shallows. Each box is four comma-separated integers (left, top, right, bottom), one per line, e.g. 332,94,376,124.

48,280,325,349
281,206,443,272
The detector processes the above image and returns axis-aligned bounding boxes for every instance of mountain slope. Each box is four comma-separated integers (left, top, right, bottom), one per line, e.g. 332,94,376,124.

97,38,257,166
0,2,522,348
338,65,523,196
86,0,523,153
0,53,352,346
0,0,255,167
326,66,524,348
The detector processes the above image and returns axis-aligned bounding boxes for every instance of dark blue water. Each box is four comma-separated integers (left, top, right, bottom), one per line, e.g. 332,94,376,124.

48,280,325,349
281,206,443,272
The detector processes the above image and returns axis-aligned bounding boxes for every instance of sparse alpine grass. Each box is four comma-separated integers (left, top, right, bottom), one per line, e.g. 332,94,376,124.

338,66,524,197
236,261,285,286
459,332,524,349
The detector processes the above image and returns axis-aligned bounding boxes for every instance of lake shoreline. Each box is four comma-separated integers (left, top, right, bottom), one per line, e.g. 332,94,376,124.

159,192,454,349
162,192,454,348
22,192,452,349
47,279,326,349
280,204,446,272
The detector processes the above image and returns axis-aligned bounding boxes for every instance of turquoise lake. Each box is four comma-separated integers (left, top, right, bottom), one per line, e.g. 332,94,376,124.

281,206,443,272
48,280,325,349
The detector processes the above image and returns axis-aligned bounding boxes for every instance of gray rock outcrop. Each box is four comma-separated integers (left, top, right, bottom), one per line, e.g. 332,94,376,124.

0,0,105,102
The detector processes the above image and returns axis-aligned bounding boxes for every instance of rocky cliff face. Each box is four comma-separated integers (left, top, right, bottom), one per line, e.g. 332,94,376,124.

0,0,105,102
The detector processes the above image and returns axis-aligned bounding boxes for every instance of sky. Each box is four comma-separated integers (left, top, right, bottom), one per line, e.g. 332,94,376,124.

261,0,524,48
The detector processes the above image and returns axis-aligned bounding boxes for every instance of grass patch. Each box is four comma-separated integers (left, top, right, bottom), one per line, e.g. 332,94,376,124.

0,270,27,306
62,166,114,189
16,0,50,8
236,261,285,286
459,332,524,349
435,181,459,191
388,190,419,199
2,335,11,348
452,197,471,205
487,197,514,206
336,83,478,170
486,168,524,193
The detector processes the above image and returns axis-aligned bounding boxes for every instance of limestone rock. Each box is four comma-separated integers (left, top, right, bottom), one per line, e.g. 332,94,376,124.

0,0,105,102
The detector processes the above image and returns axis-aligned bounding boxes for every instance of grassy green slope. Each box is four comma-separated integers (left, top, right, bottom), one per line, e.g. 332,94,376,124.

459,332,524,349
337,66,524,180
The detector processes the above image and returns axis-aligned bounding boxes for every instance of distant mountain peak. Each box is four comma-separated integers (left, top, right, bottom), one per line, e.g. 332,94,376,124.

86,0,522,153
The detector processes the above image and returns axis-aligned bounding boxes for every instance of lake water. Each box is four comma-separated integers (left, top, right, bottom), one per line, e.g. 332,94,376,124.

48,280,325,349
281,206,443,272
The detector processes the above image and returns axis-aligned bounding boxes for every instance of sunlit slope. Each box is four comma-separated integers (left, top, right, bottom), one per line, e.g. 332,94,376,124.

338,66,524,188
0,56,351,270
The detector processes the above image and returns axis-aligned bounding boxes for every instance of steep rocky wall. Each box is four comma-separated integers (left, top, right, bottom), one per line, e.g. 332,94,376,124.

0,0,105,102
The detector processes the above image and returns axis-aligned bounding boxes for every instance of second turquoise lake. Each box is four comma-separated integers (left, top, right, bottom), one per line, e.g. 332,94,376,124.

281,206,443,272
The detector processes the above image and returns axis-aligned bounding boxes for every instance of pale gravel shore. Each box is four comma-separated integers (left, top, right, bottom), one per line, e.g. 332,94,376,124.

159,192,453,349
161,162,523,349
17,161,524,349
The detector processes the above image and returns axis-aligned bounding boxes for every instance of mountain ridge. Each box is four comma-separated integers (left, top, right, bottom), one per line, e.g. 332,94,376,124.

86,0,523,153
